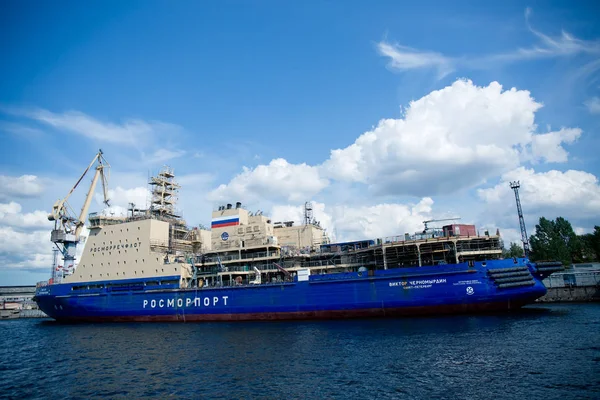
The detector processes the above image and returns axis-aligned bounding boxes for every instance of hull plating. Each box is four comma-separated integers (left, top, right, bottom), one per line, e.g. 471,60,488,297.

35,259,548,322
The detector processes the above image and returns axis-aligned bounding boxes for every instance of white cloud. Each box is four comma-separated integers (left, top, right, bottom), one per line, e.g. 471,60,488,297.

271,202,336,240
521,7,600,58
322,79,576,196
478,167,600,219
0,122,44,138
271,198,434,242
377,8,600,76
0,227,53,271
98,186,150,216
0,201,51,229
377,42,453,78
0,175,44,199
584,97,600,114
211,79,581,202
3,107,182,146
209,158,329,202
530,127,581,163
143,148,186,164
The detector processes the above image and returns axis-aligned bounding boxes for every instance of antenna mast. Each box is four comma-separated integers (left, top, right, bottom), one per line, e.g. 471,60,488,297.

510,181,530,257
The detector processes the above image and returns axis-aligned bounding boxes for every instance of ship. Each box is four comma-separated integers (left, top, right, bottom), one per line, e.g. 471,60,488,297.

34,151,563,322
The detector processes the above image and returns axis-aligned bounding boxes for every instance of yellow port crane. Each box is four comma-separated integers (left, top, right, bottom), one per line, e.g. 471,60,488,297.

48,150,110,278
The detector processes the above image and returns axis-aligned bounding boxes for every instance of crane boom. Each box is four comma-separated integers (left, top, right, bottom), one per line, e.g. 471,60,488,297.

75,152,109,237
48,149,110,282
423,218,460,231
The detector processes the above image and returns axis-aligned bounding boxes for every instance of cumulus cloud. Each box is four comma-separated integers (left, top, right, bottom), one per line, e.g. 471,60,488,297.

478,167,600,219
97,186,150,216
271,198,434,242
209,158,329,202
0,175,44,199
211,79,581,202
529,128,581,163
0,227,53,271
271,202,336,239
321,79,576,196
0,201,51,229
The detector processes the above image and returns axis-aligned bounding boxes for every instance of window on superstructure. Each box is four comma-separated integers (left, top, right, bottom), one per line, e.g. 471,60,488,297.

254,226,259,232
238,228,243,234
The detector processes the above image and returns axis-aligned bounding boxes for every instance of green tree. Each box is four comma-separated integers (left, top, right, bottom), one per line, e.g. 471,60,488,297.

579,226,600,261
503,242,524,258
529,216,581,266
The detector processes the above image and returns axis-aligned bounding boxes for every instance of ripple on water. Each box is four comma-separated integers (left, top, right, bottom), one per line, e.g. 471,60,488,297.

0,304,599,399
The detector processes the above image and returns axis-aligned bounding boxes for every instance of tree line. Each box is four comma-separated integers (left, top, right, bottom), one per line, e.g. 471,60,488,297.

503,217,600,266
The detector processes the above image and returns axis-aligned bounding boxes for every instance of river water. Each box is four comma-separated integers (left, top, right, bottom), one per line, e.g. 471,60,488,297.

1,304,599,399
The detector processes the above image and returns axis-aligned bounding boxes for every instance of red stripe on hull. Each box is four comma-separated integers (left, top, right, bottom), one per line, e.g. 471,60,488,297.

53,299,537,323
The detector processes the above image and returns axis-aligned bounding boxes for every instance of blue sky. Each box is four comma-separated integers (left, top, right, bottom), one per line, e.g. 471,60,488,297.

1,0,599,285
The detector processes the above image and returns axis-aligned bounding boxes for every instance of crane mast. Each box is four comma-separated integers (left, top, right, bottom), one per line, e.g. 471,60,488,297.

48,150,110,280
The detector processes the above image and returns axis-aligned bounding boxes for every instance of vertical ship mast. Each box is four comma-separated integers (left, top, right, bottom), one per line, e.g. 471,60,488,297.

510,181,530,257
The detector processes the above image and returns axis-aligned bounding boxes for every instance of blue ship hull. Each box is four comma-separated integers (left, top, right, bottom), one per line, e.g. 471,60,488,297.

34,259,557,322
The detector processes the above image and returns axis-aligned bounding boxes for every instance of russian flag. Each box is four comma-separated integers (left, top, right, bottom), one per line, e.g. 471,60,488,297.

211,215,240,228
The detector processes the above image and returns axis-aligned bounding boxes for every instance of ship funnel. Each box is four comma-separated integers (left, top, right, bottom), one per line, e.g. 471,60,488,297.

236,202,241,209
226,203,232,209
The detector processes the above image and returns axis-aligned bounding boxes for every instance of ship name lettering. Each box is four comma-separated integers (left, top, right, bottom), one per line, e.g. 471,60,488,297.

143,295,230,308
389,278,446,287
